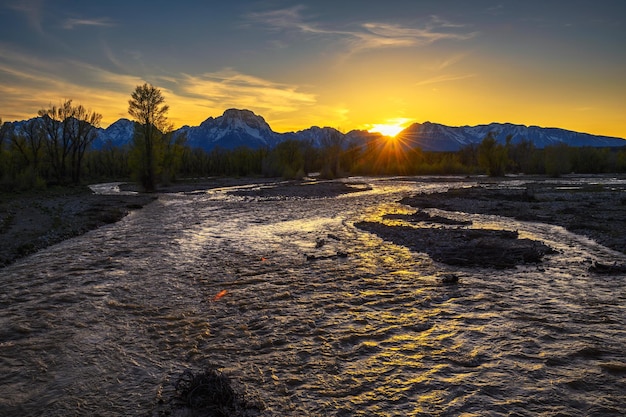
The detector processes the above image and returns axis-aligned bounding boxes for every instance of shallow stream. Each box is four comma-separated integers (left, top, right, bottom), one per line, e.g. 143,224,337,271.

1,177,625,416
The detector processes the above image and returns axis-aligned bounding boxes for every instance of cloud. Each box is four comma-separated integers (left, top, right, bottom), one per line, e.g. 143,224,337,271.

415,73,476,86
430,53,470,71
170,69,317,114
0,43,319,129
0,45,143,123
62,17,115,30
248,7,476,53
247,6,318,33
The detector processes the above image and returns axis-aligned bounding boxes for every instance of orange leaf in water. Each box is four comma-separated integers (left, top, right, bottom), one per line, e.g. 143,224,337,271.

213,290,228,301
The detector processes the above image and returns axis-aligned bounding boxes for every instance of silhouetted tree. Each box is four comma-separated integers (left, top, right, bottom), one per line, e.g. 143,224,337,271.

10,118,45,172
320,130,344,178
85,142,131,180
544,143,571,177
507,138,536,173
39,100,75,183
67,104,102,183
478,132,508,176
263,139,305,178
458,143,479,168
36,100,102,184
128,83,171,191
0,118,9,180
160,130,187,183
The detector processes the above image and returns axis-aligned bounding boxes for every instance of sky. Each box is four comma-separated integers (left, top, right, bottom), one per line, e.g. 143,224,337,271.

0,0,625,138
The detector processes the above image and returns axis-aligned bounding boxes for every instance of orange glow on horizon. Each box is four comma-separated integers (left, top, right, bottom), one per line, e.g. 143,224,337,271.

367,118,412,137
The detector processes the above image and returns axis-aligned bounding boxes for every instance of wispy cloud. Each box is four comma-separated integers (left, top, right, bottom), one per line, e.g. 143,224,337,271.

415,73,476,86
0,45,143,122
247,6,319,33
62,17,115,30
248,7,476,53
171,69,317,114
430,53,470,71
0,43,319,129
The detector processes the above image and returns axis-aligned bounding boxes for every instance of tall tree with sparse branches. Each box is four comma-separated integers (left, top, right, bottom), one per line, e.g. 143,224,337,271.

128,83,171,191
39,100,73,183
37,100,102,184
0,117,8,179
10,118,45,171
67,104,102,183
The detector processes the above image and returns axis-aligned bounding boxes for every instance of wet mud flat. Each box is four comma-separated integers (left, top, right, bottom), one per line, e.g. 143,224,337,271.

356,219,555,269
400,178,626,255
356,176,626,270
0,187,156,267
0,178,365,268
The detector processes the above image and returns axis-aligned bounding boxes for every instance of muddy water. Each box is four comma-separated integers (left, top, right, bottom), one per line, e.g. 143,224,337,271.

1,177,625,416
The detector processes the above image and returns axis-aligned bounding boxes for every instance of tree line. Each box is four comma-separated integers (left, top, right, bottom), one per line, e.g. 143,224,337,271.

2,84,626,192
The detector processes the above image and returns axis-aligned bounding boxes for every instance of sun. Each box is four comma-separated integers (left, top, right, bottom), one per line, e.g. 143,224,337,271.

367,118,412,138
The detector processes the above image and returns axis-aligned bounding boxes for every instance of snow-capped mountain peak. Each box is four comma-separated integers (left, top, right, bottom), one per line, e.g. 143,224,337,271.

9,109,624,152
181,109,282,149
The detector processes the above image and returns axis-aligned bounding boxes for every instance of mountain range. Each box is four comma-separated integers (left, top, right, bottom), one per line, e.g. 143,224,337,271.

10,108,626,152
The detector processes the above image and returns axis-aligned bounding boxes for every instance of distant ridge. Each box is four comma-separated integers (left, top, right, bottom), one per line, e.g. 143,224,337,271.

8,109,626,152
398,121,626,151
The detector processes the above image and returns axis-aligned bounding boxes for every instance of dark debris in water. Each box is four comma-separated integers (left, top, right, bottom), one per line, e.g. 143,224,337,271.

155,366,265,417
588,261,626,274
400,182,626,255
384,210,472,226
305,251,349,261
440,273,460,284
355,221,555,269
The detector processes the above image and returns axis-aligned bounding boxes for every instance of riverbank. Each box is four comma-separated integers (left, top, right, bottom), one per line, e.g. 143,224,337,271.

0,186,156,267
0,178,367,268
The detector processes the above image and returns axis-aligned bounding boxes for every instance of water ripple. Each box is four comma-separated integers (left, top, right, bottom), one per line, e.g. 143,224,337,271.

1,177,625,416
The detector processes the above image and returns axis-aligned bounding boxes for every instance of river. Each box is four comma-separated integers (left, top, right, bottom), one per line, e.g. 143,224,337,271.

1,177,625,416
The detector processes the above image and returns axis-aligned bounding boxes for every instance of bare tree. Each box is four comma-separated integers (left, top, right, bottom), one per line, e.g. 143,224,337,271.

10,118,45,171
0,117,9,178
38,100,102,184
39,100,74,183
67,104,102,183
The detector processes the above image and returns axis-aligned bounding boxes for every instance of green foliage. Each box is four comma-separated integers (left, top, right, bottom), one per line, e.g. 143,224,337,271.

263,139,306,179
477,132,508,176
84,142,131,180
319,130,345,179
4,100,626,192
127,83,172,191
617,149,626,172
506,138,536,173
544,143,572,177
